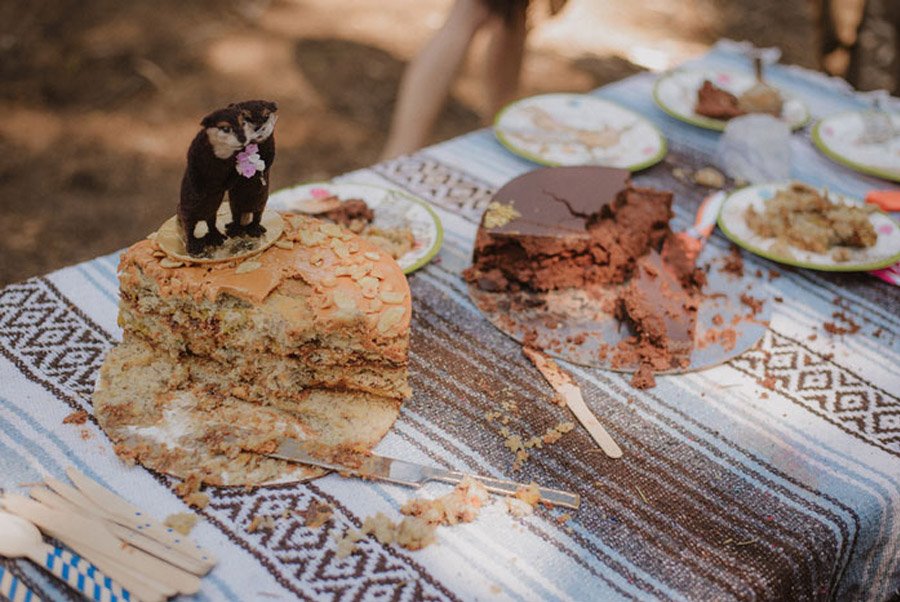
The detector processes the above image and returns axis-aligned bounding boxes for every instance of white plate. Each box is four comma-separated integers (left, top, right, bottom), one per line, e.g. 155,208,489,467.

812,111,900,182
493,93,667,170
654,69,810,131
718,183,900,271
268,182,443,274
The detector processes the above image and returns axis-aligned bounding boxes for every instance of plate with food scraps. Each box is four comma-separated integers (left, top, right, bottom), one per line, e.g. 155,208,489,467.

812,110,900,183
493,93,667,171
268,182,443,274
467,243,770,373
717,182,900,271
653,69,810,132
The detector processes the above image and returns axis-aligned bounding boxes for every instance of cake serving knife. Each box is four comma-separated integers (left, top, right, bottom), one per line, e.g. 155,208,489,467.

266,438,581,510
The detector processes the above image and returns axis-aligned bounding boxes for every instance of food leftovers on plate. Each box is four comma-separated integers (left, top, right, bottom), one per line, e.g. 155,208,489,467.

695,79,783,120
302,195,415,261
744,182,877,262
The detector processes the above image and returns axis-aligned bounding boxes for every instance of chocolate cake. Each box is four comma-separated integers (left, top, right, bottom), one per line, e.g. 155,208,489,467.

465,166,704,388
695,80,745,120
464,166,673,292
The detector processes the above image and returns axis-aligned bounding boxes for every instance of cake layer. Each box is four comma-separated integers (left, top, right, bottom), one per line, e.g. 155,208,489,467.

118,213,411,400
617,248,698,362
118,326,410,401
465,166,672,292
94,335,402,485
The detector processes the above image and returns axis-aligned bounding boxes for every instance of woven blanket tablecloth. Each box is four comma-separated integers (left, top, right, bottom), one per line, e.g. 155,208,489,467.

2,41,899,602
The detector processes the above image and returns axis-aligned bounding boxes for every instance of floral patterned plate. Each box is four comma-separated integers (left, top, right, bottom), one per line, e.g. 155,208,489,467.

493,93,667,171
268,182,443,274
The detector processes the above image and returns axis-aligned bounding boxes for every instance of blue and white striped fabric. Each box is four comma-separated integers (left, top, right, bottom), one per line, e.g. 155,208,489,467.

1,41,898,601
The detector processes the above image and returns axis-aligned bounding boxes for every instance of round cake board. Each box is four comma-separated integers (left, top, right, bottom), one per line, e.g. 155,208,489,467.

467,246,770,372
93,337,402,486
154,206,284,264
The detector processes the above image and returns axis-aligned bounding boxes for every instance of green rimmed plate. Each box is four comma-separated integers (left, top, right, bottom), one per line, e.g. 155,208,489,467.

268,182,443,274
717,183,900,271
493,93,667,171
653,69,810,132
811,111,900,183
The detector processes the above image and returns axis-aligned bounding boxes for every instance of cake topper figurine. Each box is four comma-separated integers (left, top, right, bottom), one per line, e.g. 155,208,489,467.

178,100,278,256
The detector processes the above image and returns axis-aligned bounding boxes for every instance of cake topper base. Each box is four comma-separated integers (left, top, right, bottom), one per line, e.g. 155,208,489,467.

154,206,284,264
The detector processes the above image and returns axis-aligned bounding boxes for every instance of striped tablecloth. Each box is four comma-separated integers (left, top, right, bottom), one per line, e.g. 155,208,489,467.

2,41,899,602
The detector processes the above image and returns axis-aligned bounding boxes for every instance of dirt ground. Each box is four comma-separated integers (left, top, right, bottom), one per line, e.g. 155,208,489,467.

0,0,829,284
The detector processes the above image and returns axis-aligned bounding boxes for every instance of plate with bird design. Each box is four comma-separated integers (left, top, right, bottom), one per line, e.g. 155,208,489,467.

493,93,667,171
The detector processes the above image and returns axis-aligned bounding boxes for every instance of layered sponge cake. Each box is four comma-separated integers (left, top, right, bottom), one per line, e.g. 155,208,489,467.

118,214,411,404
94,212,411,484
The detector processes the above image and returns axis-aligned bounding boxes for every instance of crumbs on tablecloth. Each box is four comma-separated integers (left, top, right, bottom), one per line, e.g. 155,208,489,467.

164,512,199,535
334,512,437,557
334,477,553,557
759,373,777,390
63,410,89,425
247,514,277,533
721,245,744,278
823,311,860,335
174,473,210,509
297,500,334,528
739,293,764,316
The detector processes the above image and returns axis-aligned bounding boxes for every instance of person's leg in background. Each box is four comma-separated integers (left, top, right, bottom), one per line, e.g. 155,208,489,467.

381,0,495,160
482,1,528,120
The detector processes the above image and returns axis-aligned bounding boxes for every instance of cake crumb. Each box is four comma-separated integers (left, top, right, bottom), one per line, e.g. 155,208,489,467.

63,410,89,425
631,362,657,389
362,512,396,544
514,482,541,508
401,476,490,526
739,293,764,316
334,528,365,558
164,512,199,535
247,514,276,533
298,500,334,529
505,497,535,518
184,492,210,509
394,517,437,551
721,245,744,278
823,311,860,336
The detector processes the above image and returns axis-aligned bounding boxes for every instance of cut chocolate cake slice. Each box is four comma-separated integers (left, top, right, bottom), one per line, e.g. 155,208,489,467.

614,234,704,388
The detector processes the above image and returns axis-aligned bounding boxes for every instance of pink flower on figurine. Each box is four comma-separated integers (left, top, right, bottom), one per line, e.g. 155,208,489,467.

236,143,266,178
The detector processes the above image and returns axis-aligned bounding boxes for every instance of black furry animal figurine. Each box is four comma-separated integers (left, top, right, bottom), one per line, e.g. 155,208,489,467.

225,100,278,238
178,106,246,255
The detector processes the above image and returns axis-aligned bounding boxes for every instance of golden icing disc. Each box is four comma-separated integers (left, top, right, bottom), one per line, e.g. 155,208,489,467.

154,206,284,264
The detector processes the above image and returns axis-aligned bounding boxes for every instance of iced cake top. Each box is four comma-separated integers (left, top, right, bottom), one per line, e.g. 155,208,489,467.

121,213,411,338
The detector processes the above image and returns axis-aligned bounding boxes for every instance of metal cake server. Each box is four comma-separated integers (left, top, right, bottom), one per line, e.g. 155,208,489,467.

267,438,581,510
